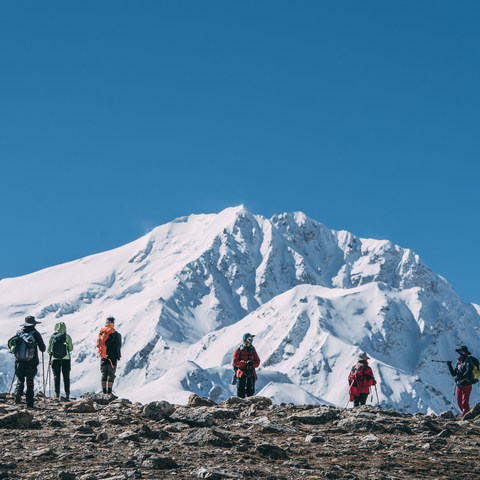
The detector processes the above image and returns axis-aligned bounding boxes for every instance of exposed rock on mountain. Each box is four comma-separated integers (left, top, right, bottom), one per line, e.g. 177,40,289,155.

0,207,479,412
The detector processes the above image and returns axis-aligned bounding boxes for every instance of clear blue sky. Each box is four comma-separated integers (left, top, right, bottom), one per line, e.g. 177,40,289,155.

1,2,479,303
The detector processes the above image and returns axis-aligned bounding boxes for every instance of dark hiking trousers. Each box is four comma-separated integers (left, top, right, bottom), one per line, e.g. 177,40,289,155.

51,359,71,396
353,393,369,407
237,373,255,398
14,360,38,407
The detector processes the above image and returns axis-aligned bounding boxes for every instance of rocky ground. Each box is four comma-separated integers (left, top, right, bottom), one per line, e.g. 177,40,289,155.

1,392,480,480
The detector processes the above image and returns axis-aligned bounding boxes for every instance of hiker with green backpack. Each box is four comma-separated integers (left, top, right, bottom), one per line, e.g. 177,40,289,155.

8,316,46,408
47,322,74,400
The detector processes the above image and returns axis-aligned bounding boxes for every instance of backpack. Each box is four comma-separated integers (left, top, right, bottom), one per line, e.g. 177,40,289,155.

471,356,480,383
350,362,373,388
9,331,37,362
51,332,67,358
97,325,115,359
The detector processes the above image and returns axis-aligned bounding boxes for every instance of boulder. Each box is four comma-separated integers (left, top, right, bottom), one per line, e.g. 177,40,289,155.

188,394,216,407
170,407,215,427
142,401,175,421
0,410,33,429
255,443,288,460
64,399,96,413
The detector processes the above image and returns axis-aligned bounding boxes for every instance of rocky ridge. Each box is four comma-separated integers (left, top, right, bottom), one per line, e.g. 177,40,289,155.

1,393,480,480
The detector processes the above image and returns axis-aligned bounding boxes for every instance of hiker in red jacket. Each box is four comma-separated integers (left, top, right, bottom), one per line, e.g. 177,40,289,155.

233,333,260,398
348,352,376,407
448,345,476,415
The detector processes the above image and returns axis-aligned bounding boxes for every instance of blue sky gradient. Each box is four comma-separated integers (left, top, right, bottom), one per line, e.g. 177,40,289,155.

1,2,479,302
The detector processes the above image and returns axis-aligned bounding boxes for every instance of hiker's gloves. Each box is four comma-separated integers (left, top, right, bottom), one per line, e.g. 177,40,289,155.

246,360,253,367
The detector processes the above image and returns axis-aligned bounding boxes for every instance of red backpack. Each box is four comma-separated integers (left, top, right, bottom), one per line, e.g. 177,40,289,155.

349,362,374,388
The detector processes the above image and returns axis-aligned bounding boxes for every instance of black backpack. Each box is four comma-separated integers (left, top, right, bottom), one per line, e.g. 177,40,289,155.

105,332,117,359
51,332,67,358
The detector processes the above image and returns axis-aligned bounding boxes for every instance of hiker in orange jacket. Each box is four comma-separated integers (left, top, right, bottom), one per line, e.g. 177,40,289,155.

97,317,122,395
348,352,376,407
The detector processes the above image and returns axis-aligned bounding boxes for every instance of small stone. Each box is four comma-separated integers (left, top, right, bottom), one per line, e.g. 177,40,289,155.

58,472,76,480
255,443,288,460
64,399,96,413
188,394,216,407
141,455,179,469
31,448,55,457
117,430,140,441
305,434,326,443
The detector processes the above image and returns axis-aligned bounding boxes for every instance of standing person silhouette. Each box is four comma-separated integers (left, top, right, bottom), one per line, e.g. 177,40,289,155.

47,322,74,400
10,316,46,408
448,345,476,415
97,317,122,395
233,333,260,398
348,353,376,407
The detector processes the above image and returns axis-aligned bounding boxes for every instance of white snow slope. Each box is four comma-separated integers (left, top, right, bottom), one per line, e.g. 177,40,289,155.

1,206,479,413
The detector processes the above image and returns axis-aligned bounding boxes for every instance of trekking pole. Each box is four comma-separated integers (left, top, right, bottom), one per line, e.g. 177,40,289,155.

45,356,50,397
452,383,456,412
42,352,46,404
8,374,16,397
48,356,52,397
431,360,450,363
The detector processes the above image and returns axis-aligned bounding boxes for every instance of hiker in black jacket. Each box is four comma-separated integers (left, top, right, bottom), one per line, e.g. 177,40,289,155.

11,316,46,408
448,345,476,415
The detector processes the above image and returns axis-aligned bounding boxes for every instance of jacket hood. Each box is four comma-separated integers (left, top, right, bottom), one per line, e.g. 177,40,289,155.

54,322,67,333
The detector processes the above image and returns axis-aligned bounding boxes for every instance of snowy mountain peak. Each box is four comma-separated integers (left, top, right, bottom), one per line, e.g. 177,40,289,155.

0,207,478,413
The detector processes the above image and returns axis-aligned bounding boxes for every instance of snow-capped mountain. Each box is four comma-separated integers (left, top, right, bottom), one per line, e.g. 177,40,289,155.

1,206,479,413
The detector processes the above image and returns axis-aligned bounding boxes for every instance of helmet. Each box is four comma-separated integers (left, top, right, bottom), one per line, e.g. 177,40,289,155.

243,333,255,342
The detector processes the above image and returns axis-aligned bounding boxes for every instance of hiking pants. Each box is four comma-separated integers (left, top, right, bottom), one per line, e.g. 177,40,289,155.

457,384,472,415
14,360,37,407
237,374,255,398
353,393,369,407
14,376,35,406
100,359,117,383
51,359,71,396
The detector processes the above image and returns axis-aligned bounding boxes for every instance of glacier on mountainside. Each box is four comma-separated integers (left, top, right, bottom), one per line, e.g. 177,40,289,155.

0,206,478,413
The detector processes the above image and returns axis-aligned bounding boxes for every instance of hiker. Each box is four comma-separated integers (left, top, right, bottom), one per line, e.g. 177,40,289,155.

232,333,260,398
9,316,46,408
47,322,73,400
97,316,122,395
348,352,376,407
448,345,476,415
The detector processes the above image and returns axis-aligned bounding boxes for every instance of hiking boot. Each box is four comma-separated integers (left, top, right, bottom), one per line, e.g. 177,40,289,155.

14,394,22,404
54,393,60,400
